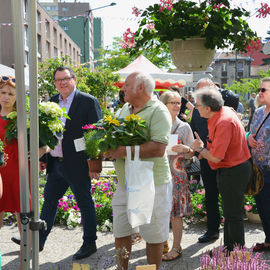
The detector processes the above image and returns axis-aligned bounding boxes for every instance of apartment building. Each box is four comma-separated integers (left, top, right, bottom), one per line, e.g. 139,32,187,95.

40,0,95,67
211,52,253,87
0,0,81,68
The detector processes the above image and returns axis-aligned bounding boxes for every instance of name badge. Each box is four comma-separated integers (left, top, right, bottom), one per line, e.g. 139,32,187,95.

74,137,86,152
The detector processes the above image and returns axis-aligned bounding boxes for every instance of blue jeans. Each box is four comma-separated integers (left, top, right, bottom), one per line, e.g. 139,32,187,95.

39,159,97,246
255,182,270,243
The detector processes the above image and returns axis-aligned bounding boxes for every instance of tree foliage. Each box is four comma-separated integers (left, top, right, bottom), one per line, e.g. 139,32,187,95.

98,37,173,71
38,55,120,107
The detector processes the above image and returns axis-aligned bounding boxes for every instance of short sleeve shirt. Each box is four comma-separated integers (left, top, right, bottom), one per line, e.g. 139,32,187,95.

207,106,250,170
115,95,172,186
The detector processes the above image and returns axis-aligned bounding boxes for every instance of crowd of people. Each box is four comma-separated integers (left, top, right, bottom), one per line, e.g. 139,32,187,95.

0,68,270,270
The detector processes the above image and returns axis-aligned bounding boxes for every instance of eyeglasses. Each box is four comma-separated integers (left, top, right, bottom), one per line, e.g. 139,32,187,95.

167,102,181,106
258,88,270,93
195,103,203,109
0,76,16,84
54,77,73,83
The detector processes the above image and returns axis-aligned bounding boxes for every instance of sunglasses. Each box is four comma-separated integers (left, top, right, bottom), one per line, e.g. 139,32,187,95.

258,88,269,93
0,76,16,84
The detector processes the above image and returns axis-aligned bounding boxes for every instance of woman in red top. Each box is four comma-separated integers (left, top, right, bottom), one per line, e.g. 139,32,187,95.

193,87,251,252
0,76,23,236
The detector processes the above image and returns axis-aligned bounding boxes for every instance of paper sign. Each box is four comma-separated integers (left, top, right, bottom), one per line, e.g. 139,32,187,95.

72,263,90,270
74,137,86,152
136,265,156,270
166,134,178,155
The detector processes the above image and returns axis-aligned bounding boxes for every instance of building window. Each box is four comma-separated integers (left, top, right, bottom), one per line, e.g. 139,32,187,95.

59,34,62,49
69,44,72,56
37,34,41,55
64,39,67,55
62,7,68,12
62,26,68,31
237,62,244,71
46,42,50,58
221,79,227,87
221,62,227,77
54,47,58,58
53,28,57,45
45,21,50,39
37,11,41,33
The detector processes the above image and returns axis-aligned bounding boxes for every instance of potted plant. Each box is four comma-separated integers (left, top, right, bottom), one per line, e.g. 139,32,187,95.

126,0,258,71
83,114,149,173
82,124,104,174
244,195,261,224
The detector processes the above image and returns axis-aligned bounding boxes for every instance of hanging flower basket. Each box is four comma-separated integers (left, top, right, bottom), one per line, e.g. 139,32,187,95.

87,159,103,174
169,38,215,72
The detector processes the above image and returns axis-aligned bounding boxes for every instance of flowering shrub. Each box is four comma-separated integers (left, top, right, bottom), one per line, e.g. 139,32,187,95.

244,195,258,214
201,244,270,269
3,97,69,149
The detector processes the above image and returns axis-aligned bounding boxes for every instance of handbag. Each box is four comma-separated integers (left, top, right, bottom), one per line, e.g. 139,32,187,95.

186,156,201,176
245,112,270,195
125,146,155,228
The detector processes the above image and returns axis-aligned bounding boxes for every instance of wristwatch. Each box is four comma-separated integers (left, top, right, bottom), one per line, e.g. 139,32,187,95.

197,146,204,153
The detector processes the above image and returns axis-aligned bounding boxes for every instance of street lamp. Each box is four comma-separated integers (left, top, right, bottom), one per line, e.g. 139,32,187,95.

83,2,116,63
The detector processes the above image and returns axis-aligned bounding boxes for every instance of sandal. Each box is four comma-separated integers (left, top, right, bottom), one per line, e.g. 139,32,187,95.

162,247,183,261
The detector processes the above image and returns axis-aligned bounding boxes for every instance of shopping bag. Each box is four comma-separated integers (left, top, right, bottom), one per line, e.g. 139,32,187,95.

125,146,155,228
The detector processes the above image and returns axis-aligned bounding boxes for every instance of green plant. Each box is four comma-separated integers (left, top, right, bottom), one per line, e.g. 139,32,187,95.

244,195,258,214
83,128,103,160
83,114,148,160
127,0,257,54
3,98,69,150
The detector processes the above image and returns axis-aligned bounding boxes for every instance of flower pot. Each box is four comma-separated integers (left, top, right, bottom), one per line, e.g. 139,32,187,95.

169,38,215,72
87,159,102,173
246,211,261,224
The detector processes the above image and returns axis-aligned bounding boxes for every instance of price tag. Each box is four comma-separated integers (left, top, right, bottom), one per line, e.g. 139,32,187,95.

74,137,86,152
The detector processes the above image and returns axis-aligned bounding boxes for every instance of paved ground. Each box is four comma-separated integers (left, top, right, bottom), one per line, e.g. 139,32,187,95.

1,221,270,270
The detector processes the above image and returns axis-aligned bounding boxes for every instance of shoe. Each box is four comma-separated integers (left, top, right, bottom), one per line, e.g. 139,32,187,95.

253,243,270,252
198,231,219,243
11,237,44,252
73,243,97,260
162,247,182,261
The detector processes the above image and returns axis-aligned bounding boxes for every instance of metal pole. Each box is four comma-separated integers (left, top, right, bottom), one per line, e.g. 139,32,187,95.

28,0,40,268
11,1,30,269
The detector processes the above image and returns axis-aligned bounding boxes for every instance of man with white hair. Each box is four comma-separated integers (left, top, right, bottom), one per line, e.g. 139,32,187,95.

190,77,239,243
106,71,172,270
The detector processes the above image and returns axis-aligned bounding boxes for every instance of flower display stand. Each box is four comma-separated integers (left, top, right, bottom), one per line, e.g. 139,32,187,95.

169,38,215,72
87,159,102,173
246,211,261,224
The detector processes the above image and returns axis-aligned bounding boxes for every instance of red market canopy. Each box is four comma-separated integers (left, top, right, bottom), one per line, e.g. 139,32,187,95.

114,55,193,89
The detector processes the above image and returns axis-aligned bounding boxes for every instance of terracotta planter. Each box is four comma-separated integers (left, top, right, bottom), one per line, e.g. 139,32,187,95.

87,159,102,173
246,211,261,224
169,38,215,72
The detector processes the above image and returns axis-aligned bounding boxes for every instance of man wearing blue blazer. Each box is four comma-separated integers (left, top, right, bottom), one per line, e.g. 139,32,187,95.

40,66,102,259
